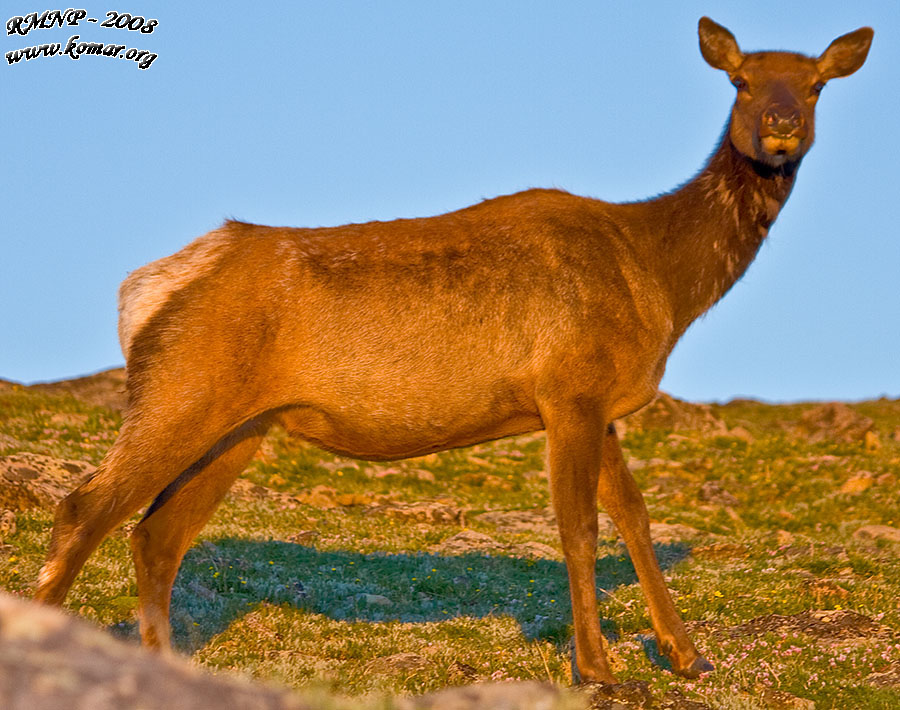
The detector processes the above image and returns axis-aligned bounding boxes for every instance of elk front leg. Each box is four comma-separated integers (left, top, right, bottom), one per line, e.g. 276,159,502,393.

598,423,713,678
543,400,617,684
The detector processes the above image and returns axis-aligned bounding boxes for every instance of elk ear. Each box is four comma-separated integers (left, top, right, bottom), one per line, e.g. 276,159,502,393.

817,27,873,81
698,17,744,73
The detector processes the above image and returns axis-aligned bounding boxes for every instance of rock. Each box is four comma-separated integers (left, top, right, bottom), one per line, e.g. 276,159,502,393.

366,652,429,674
839,471,874,495
619,392,729,437
229,480,382,510
659,688,713,709
370,466,435,482
316,460,360,473
643,474,692,500
446,660,478,683
358,593,393,607
431,530,562,560
48,412,90,427
333,492,375,506
0,453,95,511
0,434,23,451
794,403,874,444
368,501,466,526
776,530,795,546
648,522,702,543
865,663,900,688
876,472,896,486
758,689,816,709
477,511,697,547
396,681,570,710
432,530,503,556
186,580,217,602
0,510,16,538
725,426,755,443
864,430,881,452
510,541,560,559
803,454,844,470
477,508,558,536
523,470,548,481
0,592,311,710
698,481,739,507
853,524,900,545
28,367,128,412
228,478,276,501
458,473,514,490
582,680,654,709
477,508,617,540
724,609,894,642
294,485,342,509
691,542,748,560
409,469,437,483
228,478,305,507
776,544,847,562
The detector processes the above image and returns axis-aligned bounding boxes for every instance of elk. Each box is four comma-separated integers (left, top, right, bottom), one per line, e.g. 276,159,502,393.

35,18,872,684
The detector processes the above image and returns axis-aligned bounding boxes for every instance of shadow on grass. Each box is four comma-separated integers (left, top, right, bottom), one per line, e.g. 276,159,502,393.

149,537,690,655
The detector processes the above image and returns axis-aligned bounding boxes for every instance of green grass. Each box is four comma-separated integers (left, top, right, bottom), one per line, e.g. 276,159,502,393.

2,383,900,708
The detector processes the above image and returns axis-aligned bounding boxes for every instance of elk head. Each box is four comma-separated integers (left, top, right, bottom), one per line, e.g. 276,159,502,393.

698,17,873,168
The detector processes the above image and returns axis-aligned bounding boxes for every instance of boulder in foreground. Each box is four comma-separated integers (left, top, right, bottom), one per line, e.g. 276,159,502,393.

0,592,310,710
0,593,583,710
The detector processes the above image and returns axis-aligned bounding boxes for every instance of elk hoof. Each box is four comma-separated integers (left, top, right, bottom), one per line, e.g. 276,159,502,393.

676,655,715,679
568,637,618,686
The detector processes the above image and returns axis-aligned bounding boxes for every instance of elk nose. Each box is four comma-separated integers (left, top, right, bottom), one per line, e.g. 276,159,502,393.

762,106,805,137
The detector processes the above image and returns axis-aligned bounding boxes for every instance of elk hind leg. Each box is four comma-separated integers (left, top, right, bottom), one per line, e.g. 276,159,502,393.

131,423,268,650
35,421,208,607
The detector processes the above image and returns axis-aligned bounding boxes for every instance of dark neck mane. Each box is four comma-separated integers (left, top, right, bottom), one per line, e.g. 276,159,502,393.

650,129,799,337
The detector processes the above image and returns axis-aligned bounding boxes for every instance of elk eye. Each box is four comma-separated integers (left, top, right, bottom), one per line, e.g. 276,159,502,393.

811,81,825,96
731,76,748,91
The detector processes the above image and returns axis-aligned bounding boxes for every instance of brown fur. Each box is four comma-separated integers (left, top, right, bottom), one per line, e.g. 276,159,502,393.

35,18,872,683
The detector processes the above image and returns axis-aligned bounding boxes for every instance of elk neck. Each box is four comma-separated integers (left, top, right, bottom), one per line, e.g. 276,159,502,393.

633,126,799,339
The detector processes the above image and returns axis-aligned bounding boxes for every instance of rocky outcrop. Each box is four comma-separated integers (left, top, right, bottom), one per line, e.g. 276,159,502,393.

368,500,467,526
793,402,874,444
0,453,95,511
430,529,560,559
28,367,128,412
477,507,617,539
854,524,900,545
620,392,728,437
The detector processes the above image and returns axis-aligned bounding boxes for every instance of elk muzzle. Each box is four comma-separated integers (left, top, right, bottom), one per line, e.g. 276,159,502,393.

758,104,808,158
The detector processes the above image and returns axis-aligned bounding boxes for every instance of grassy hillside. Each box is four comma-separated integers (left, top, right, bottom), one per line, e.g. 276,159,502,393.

1,378,899,708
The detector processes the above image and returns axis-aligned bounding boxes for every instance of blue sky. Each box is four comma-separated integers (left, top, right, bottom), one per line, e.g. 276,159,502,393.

2,2,897,402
